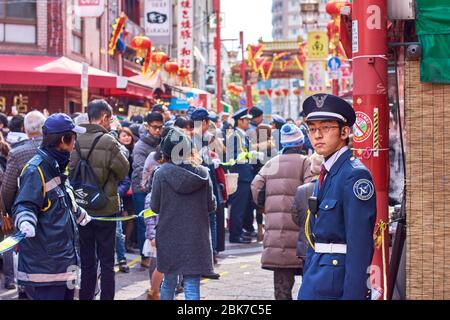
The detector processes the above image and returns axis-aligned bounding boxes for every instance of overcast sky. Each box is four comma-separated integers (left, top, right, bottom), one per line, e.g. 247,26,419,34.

221,0,273,53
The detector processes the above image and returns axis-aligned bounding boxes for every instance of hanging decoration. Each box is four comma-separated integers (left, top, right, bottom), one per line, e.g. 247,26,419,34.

227,83,244,97
164,61,179,80
266,88,273,98
326,0,349,60
258,89,266,96
274,90,282,97
259,60,274,81
131,36,153,76
108,12,127,56
282,88,290,97
177,67,192,87
149,51,169,79
247,44,264,72
293,88,301,96
295,42,307,72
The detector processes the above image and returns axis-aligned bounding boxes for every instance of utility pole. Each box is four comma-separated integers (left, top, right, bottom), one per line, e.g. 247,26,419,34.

352,0,390,300
213,0,222,113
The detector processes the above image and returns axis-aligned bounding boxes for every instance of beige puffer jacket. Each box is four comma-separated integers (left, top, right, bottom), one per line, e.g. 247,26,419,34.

251,151,312,270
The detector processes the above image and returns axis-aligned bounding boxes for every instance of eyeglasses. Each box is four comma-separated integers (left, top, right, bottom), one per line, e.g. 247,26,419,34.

306,125,340,134
149,125,163,131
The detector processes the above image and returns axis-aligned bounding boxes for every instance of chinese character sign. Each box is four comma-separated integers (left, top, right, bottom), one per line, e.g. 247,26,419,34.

304,61,327,95
307,31,329,60
75,0,104,17
145,0,172,45
177,0,193,73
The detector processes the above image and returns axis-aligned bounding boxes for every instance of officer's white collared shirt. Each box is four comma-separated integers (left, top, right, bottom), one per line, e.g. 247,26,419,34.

235,127,247,137
323,146,349,177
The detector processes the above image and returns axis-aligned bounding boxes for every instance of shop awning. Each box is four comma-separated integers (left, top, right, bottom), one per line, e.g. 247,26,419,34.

108,74,155,99
170,86,211,109
0,55,127,89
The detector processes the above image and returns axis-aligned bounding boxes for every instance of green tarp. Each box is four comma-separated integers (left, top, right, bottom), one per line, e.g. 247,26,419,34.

416,0,450,83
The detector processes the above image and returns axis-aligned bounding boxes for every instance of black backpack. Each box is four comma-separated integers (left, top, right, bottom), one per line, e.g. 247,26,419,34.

70,134,109,210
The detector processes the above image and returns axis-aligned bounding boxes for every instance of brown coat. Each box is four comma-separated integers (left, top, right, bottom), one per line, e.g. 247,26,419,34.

251,151,312,270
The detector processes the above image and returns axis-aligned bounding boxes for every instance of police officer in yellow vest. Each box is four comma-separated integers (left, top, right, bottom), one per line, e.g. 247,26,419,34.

226,108,255,244
12,114,92,300
298,94,376,300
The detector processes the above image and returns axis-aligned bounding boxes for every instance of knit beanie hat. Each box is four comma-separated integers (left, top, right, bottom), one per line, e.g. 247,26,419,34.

160,127,191,161
280,123,304,148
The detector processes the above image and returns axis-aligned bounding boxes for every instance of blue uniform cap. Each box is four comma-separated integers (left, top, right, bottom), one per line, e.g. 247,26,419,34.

303,93,356,126
271,114,286,126
43,113,86,134
249,106,263,118
190,108,213,121
186,105,197,118
232,108,253,121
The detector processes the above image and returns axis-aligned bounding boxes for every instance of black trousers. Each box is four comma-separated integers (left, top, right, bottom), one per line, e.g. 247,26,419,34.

216,203,225,252
229,181,253,241
78,217,116,300
29,285,74,300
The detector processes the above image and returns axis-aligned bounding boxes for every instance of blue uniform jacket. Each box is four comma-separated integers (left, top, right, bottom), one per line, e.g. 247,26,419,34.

299,149,376,300
12,148,85,287
226,129,254,183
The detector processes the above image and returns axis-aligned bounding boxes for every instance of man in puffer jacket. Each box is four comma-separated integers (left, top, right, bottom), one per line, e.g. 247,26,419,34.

251,124,312,300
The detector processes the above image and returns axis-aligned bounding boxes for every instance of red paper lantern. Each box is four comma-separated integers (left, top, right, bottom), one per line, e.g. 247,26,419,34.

274,90,282,97
152,51,169,67
266,89,273,98
282,88,290,97
131,36,152,74
259,90,265,96
293,88,301,96
178,67,190,78
131,36,152,55
326,0,348,16
164,61,179,75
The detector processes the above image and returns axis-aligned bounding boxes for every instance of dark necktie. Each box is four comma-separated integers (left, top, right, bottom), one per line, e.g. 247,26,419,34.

318,164,328,190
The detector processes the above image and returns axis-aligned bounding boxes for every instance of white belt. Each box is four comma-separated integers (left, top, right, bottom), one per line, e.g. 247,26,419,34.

315,243,347,254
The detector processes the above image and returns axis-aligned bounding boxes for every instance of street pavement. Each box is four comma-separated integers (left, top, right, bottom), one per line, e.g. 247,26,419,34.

0,235,302,300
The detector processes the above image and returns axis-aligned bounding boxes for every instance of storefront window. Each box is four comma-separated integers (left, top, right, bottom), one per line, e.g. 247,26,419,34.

0,0,37,44
72,11,84,54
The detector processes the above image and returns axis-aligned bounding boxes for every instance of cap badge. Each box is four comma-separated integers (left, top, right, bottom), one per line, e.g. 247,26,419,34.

312,95,327,109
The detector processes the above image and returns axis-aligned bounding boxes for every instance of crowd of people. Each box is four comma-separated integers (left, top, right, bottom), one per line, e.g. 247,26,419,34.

0,92,377,300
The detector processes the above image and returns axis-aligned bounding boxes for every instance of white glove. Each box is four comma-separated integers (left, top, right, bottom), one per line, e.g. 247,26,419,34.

20,221,35,238
79,209,92,226
212,158,221,169
257,151,265,162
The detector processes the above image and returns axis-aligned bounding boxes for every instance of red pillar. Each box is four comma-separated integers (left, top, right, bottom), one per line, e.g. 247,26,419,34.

352,0,390,300
214,0,222,113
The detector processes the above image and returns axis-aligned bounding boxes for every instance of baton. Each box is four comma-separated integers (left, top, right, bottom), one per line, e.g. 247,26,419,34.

0,232,26,254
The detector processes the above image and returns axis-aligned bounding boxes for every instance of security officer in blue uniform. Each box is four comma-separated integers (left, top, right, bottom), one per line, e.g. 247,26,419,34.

12,114,92,300
298,94,376,300
226,108,255,243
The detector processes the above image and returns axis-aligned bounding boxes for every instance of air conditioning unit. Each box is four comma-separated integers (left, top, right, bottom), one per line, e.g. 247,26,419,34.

388,0,415,20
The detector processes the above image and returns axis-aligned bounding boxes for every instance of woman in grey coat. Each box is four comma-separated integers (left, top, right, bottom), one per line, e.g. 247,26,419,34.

150,128,216,300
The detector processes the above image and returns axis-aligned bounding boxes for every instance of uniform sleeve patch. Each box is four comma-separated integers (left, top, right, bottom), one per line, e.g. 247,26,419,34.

353,179,374,201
